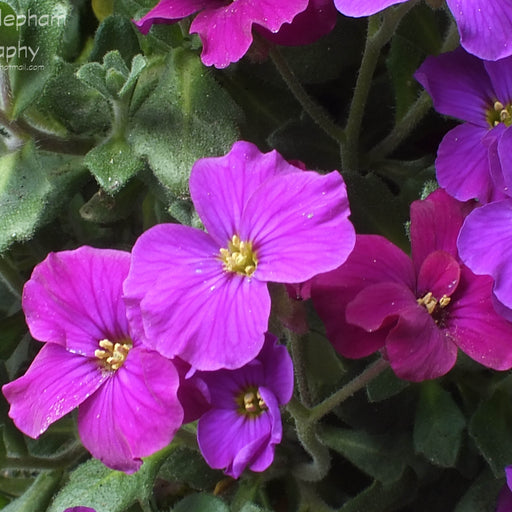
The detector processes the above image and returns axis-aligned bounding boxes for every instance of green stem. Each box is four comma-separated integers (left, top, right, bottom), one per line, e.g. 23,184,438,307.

269,46,345,145
342,1,417,171
293,421,331,482
287,329,312,407
308,357,389,424
367,19,460,161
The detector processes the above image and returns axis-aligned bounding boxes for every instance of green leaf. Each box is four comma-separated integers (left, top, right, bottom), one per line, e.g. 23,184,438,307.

0,143,86,254
454,467,503,512
84,137,143,194
129,48,241,197
173,493,229,512
9,0,70,118
48,445,174,512
469,389,512,476
76,61,110,99
366,367,409,402
319,425,411,484
413,381,466,467
2,470,62,512
0,2,21,48
0,310,25,359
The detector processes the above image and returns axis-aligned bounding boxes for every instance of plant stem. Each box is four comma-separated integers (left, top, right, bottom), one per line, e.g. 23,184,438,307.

293,421,331,482
308,357,389,424
287,329,312,407
342,1,417,171
269,46,345,145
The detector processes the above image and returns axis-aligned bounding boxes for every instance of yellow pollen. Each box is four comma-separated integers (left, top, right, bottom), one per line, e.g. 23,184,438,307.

488,100,512,127
236,387,268,417
95,338,132,371
417,292,451,316
219,235,258,277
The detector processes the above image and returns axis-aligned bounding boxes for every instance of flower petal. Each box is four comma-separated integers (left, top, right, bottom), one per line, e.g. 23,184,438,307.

190,0,308,68
242,170,355,283
2,344,105,438
333,0,407,17
385,311,457,381
190,141,298,246
458,199,512,310
78,347,183,473
133,0,210,35
415,48,493,125
435,124,494,202
23,247,131,356
416,251,461,300
312,235,414,358
446,267,512,370
447,0,512,61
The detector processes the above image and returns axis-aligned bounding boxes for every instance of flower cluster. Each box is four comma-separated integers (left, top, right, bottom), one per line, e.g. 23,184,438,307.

3,141,354,477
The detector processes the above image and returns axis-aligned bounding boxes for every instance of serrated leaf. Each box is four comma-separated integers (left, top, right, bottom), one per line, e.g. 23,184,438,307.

469,390,512,476
76,61,110,99
173,493,229,512
319,425,411,484
84,137,143,194
413,381,466,468
129,48,241,197
9,0,70,118
118,54,146,99
48,445,174,512
1,470,62,512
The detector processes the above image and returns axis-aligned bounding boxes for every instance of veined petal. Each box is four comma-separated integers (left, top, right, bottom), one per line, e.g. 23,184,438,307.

23,247,131,356
497,126,512,194
133,0,213,34
458,199,512,310
242,170,355,283
190,0,308,68
3,344,105,439
446,267,512,370
346,282,418,332
386,312,457,381
140,263,270,370
416,251,461,300
78,347,183,473
333,0,407,17
435,124,493,202
447,0,512,61
415,48,493,125
485,55,512,104
312,235,414,358
410,189,469,269
190,141,298,246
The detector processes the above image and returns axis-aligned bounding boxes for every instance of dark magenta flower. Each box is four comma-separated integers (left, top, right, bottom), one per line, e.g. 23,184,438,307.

458,199,512,315
311,189,512,381
2,247,185,473
124,141,355,372
497,466,512,512
133,0,333,68
196,333,293,479
334,0,512,61
415,47,512,204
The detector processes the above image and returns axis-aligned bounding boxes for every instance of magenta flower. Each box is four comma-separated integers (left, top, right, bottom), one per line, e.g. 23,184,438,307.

2,247,185,473
334,0,512,61
124,140,355,372
415,47,512,204
196,333,293,479
133,0,321,68
458,199,512,315
497,467,512,512
311,189,512,381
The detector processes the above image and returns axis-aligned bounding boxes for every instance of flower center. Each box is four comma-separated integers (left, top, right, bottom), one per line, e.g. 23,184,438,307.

236,386,268,418
94,338,132,371
417,291,451,321
487,100,512,127
219,235,258,277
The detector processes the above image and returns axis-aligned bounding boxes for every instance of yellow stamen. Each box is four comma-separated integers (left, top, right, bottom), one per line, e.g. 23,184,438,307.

488,100,512,127
236,387,268,417
95,338,132,371
219,235,258,277
417,292,451,317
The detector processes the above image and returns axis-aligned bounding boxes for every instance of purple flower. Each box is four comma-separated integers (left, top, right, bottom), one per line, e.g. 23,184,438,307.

415,47,512,204
196,333,293,479
497,466,512,512
458,199,512,315
124,141,355,372
334,0,512,61
2,247,185,473
311,189,512,381
133,0,319,68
